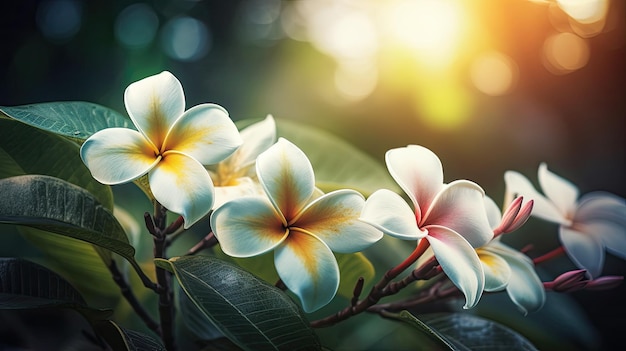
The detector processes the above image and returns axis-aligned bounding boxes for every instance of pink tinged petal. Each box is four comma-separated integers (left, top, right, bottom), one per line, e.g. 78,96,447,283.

164,104,242,164
576,192,626,225
80,128,159,185
504,170,570,225
426,226,485,309
256,138,315,221
275,231,340,312
585,221,626,261
148,152,215,228
295,190,383,253
124,71,185,149
538,163,579,219
559,226,604,278
211,196,288,257
483,196,503,230
360,189,425,240
234,115,277,170
478,250,511,292
385,145,444,222
424,180,493,248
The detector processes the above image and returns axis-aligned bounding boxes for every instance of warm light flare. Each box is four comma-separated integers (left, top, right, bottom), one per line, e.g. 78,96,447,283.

543,32,590,74
557,0,609,24
384,0,464,66
470,52,518,96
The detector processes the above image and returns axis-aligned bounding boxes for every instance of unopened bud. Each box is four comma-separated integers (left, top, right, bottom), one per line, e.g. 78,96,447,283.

495,197,534,235
550,269,589,292
586,276,623,291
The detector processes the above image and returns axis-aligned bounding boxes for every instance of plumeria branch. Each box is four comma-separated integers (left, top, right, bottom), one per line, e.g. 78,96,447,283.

108,259,161,336
533,246,566,265
186,232,219,256
147,203,176,351
310,240,434,328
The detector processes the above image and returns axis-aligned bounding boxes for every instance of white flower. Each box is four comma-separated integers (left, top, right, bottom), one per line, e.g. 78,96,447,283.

81,71,242,228
211,138,383,312
360,145,493,309
505,163,626,278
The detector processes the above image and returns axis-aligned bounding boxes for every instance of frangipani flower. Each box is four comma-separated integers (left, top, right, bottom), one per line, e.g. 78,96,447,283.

211,138,383,312
360,145,493,309
477,196,545,315
209,115,276,208
81,71,242,228
505,163,626,278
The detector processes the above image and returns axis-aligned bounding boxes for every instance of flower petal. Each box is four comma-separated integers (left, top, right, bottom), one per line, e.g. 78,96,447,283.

538,163,579,218
164,103,242,165
504,170,569,225
232,114,277,172
275,231,339,312
585,221,626,261
124,71,185,149
80,128,158,184
424,180,493,247
295,189,383,253
488,241,545,315
385,145,444,221
426,225,484,309
211,196,287,257
576,192,626,225
484,196,502,230
477,249,511,292
360,189,425,240
256,138,315,221
559,225,605,278
149,152,215,228
213,177,265,209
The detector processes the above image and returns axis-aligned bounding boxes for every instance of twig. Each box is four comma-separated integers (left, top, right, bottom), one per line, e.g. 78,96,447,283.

185,232,218,256
152,203,176,351
310,240,432,328
108,260,161,336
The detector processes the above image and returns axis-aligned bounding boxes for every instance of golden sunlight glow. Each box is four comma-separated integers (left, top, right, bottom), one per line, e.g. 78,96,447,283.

543,32,590,74
334,59,378,101
470,52,518,96
557,0,609,24
383,0,464,66
414,79,472,130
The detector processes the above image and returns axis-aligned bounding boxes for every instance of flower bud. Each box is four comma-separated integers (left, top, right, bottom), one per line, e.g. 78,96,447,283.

586,276,623,291
549,269,588,292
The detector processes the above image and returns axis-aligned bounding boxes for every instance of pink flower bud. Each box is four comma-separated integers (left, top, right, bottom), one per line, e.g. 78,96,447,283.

550,269,589,292
498,196,523,233
586,276,623,291
506,199,534,233
496,197,534,235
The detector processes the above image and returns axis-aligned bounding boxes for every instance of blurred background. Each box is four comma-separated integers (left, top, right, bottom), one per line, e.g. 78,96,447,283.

1,0,624,349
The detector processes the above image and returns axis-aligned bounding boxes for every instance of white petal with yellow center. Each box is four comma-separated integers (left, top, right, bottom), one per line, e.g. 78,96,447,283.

80,128,159,185
360,189,425,240
148,151,215,228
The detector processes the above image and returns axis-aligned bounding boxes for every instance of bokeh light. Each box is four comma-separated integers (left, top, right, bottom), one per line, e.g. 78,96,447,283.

114,3,159,50
543,32,590,74
383,0,465,67
36,0,82,42
470,52,518,96
557,0,609,24
161,16,211,62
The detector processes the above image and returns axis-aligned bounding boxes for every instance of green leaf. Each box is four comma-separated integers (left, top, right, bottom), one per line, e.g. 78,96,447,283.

412,312,538,351
21,227,120,299
0,118,119,297
0,101,133,142
0,118,113,209
95,320,166,351
381,311,465,350
0,257,112,320
157,255,321,351
335,252,375,298
0,175,145,283
236,118,398,196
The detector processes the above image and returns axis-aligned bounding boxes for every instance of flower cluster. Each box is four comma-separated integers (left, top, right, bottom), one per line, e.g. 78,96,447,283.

81,71,625,315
